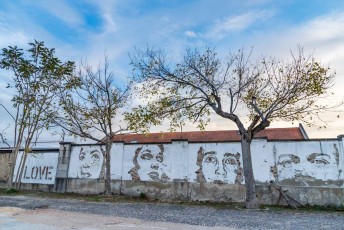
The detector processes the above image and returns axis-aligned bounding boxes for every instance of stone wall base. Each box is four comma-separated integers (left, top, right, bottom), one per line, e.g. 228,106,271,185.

1,180,343,207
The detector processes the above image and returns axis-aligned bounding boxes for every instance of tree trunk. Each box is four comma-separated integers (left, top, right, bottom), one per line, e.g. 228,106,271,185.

16,151,28,190
7,148,19,188
241,135,259,209
105,141,112,196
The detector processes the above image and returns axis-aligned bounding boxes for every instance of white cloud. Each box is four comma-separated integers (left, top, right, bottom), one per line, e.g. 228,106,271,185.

0,20,29,47
184,30,197,38
206,9,275,39
84,0,120,35
29,0,83,26
234,12,344,137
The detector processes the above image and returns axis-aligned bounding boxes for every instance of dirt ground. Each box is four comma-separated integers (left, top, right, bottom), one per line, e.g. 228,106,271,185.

0,207,233,230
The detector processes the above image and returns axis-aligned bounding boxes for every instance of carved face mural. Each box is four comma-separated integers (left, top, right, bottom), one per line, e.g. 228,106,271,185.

272,144,341,186
196,147,243,184
129,144,170,182
78,148,103,178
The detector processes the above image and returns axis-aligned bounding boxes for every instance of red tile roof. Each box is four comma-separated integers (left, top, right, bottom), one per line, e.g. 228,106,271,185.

112,126,307,144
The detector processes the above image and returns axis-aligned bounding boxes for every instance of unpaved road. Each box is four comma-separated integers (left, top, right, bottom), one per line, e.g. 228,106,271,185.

0,195,344,229
0,207,230,230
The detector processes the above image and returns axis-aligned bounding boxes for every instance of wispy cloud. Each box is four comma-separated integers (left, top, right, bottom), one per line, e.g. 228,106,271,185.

29,0,83,27
236,11,344,137
184,30,197,38
0,21,28,47
206,10,275,39
249,12,344,66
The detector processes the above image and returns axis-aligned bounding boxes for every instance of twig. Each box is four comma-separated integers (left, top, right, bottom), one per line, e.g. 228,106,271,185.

270,181,303,209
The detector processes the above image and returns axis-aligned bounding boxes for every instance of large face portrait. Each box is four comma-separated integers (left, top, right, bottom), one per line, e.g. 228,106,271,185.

196,147,243,184
129,144,170,183
78,148,103,178
273,144,341,186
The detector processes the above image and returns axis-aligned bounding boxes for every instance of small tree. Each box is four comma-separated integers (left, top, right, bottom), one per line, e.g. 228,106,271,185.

54,57,131,196
0,41,75,188
127,47,337,208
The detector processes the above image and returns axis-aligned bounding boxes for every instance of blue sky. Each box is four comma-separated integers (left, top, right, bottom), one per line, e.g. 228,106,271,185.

0,0,344,142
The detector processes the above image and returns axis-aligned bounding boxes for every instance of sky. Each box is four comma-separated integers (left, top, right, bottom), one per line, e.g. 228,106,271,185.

0,0,344,145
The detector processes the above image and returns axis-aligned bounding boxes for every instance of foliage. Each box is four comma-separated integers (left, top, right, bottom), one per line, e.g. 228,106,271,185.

0,40,76,147
0,40,76,188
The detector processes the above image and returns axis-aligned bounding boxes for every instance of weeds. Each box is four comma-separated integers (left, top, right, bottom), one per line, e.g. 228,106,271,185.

139,192,147,200
6,188,18,194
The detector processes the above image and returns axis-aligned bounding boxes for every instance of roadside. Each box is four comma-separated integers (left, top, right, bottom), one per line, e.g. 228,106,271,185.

0,190,344,229
1,207,232,230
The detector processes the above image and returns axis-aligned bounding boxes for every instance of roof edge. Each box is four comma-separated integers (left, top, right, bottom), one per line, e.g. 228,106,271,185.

299,123,309,139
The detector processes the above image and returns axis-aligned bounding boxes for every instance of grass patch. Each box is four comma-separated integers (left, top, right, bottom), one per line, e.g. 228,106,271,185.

262,204,344,212
84,195,102,202
0,188,20,195
6,188,19,194
139,192,147,200
177,200,245,210
300,204,344,212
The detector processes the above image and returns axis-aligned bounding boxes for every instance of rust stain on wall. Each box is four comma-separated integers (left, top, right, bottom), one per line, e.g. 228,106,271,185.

270,165,278,180
333,144,339,165
195,147,206,183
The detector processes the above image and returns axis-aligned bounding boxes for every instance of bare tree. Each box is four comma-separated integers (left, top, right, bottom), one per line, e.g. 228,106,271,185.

0,41,75,189
126,47,339,208
54,57,131,196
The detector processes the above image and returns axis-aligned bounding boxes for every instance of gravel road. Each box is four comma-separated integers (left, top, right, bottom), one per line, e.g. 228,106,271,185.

0,195,343,229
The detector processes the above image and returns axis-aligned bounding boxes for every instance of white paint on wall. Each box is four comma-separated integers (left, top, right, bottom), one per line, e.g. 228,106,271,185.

171,140,189,181
251,139,274,183
68,145,104,179
111,142,124,180
13,151,58,184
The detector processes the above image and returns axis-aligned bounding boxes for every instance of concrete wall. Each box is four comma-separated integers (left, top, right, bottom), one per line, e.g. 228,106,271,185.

4,136,344,206
13,151,59,184
0,151,11,184
106,138,344,188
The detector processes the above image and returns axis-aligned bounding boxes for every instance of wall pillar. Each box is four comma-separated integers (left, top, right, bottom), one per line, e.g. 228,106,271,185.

171,139,189,200
111,141,125,194
54,142,73,193
171,139,189,181
338,135,344,179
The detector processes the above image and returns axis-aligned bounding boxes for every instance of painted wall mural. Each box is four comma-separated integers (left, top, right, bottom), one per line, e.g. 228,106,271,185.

12,138,344,188
68,145,104,179
270,141,344,186
12,151,58,184
128,144,171,182
195,146,243,184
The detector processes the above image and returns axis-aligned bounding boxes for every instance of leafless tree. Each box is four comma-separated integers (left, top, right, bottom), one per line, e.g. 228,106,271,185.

54,57,131,196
